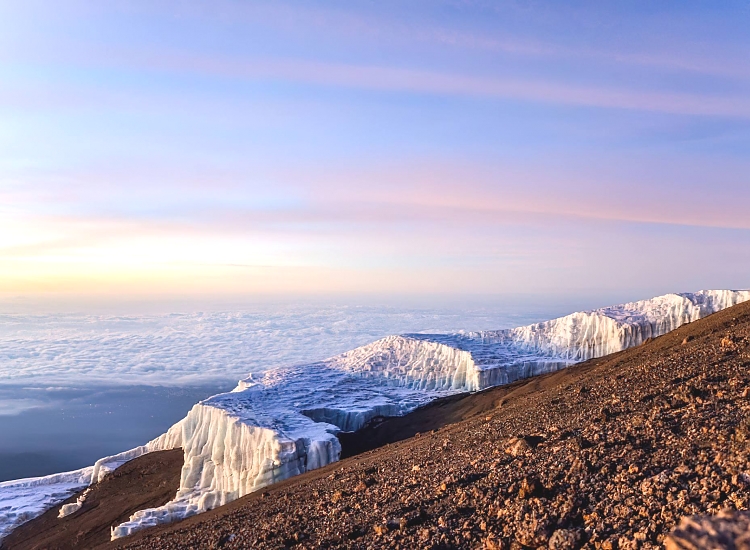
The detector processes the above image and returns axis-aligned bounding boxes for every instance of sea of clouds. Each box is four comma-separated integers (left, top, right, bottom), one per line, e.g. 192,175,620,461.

0,303,566,388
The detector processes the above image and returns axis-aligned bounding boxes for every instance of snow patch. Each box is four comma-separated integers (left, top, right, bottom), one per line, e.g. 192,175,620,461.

58,487,90,518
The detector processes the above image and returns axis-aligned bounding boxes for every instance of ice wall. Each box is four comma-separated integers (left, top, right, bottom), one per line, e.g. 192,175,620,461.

336,333,574,392
111,365,438,538
111,401,339,538
333,335,481,391
108,290,749,539
498,290,750,362
338,291,750,391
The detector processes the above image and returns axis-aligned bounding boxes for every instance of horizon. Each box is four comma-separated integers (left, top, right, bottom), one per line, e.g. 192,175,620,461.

2,1,749,305
2,287,745,316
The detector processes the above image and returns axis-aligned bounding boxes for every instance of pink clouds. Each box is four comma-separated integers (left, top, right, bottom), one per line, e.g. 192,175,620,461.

6,154,750,237
66,51,750,119
5,39,750,118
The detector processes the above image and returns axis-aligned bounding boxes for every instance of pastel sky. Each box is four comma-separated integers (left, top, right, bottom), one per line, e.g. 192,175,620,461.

1,0,749,302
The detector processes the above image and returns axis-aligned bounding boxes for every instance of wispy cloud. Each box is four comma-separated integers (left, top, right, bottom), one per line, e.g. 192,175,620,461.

29,49,748,119
420,28,750,81
185,57,750,117
117,1,750,82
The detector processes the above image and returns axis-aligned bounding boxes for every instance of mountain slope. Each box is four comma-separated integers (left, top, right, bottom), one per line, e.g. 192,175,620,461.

104,290,750,538
102,299,750,549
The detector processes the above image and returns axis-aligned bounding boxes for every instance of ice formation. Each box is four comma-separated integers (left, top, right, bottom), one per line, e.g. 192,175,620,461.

109,290,749,539
58,488,90,518
109,371,444,538
1,290,748,542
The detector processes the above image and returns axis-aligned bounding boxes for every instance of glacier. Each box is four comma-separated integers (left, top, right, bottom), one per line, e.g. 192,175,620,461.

1,290,748,542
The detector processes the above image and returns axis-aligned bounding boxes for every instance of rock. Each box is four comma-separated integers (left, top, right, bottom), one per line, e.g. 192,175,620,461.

513,498,552,546
385,518,401,531
721,336,737,350
517,477,542,499
666,510,750,550
485,534,504,549
548,528,582,550
505,437,531,457
354,480,368,492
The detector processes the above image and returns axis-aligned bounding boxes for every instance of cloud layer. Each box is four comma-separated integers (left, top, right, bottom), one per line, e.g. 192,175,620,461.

0,304,562,386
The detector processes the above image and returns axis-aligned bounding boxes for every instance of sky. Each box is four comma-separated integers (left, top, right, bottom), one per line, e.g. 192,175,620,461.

1,0,749,306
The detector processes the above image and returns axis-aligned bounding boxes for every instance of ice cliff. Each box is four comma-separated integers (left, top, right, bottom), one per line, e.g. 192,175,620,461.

1,290,747,542
110,290,749,539
109,368,444,538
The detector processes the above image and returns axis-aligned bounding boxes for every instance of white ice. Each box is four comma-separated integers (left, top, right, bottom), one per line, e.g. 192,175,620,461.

0,468,91,541
58,488,90,518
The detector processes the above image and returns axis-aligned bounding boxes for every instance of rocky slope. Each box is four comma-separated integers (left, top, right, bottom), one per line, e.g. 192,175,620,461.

95,299,750,549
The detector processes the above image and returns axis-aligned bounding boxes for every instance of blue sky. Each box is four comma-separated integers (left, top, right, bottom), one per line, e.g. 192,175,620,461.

1,0,749,302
